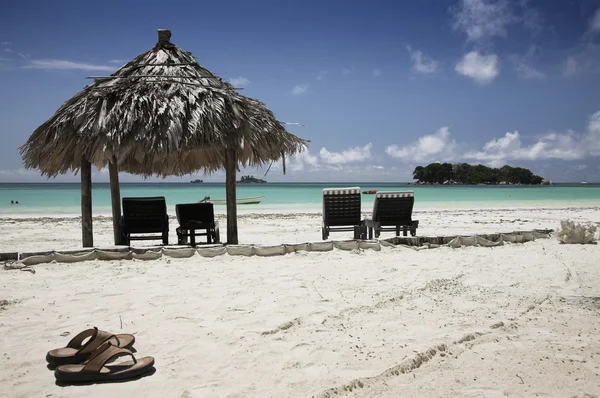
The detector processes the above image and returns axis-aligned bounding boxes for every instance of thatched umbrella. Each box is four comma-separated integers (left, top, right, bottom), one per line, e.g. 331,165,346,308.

20,29,307,246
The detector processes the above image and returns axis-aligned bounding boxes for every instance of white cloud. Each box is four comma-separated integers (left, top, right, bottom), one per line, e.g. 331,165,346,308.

451,0,515,42
589,8,600,34
586,110,600,155
465,131,585,167
385,111,600,168
290,149,319,171
1,42,10,45
372,68,382,77
563,56,582,77
316,70,328,81
229,76,250,87
287,163,403,181
515,63,544,79
341,68,352,76
406,46,439,74
513,46,544,79
520,0,543,36
289,145,380,175
464,111,600,165
291,84,308,95
4,48,12,53
319,143,372,164
565,8,600,76
24,59,116,72
564,42,600,77
0,168,36,176
108,59,125,64
455,51,499,84
385,127,458,163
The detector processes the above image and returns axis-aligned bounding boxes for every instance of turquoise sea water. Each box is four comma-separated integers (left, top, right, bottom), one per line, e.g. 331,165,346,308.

0,182,599,216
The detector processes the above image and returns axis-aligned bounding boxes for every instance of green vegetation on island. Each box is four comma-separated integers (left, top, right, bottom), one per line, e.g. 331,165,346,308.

238,175,267,183
412,163,547,185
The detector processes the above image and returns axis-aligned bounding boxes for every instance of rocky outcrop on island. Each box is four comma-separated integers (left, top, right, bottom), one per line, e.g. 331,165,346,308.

238,175,266,183
190,179,203,183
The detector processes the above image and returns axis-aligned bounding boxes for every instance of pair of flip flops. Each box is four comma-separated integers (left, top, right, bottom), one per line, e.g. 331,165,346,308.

47,327,154,383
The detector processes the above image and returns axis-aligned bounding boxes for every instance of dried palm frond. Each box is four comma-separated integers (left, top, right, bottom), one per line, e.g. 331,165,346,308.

20,30,308,177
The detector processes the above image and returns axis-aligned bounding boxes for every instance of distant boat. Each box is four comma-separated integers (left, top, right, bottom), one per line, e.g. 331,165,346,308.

581,181,588,184
200,195,264,205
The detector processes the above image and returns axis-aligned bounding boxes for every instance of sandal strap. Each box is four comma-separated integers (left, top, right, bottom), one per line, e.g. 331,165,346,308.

81,342,136,373
66,328,97,349
66,327,120,355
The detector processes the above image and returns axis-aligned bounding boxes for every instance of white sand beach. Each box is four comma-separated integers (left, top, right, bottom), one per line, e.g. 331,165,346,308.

1,205,600,397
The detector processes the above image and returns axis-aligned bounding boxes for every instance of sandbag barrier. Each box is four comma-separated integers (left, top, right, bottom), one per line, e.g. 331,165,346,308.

2,229,553,266
6,240,374,266
382,229,553,249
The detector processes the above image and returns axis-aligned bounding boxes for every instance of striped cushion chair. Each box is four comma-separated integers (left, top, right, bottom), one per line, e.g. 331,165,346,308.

364,191,419,239
322,187,366,240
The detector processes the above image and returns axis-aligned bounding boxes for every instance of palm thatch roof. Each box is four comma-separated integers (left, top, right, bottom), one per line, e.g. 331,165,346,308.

20,30,307,177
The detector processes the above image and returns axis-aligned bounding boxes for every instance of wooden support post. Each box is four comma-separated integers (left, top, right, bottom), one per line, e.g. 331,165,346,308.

81,157,93,247
109,161,123,245
225,149,238,244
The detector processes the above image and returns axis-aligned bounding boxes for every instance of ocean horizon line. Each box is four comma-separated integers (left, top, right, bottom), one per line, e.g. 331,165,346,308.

0,181,598,186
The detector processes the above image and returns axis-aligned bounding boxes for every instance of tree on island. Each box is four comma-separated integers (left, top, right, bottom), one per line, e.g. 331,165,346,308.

238,175,267,183
413,163,544,185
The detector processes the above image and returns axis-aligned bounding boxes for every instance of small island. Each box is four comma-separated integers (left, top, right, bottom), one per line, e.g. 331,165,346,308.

238,175,267,183
412,163,552,185
190,179,203,183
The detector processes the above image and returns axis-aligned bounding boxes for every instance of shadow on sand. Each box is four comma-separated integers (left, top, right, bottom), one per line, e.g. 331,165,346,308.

54,366,156,387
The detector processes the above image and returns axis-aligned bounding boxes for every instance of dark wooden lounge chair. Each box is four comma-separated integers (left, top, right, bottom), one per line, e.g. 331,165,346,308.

363,191,419,239
121,197,169,245
175,203,220,246
322,187,366,240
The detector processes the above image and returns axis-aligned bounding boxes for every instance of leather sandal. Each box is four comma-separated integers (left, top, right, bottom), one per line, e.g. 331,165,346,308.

55,342,154,383
46,327,135,366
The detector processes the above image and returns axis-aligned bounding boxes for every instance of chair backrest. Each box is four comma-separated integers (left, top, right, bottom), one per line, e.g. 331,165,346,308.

322,187,361,226
175,203,215,228
122,197,168,232
372,191,415,225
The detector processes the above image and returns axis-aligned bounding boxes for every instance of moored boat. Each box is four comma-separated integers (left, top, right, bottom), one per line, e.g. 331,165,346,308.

200,195,264,205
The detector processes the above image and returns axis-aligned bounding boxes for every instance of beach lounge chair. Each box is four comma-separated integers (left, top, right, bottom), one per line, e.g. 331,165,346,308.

175,203,220,246
363,191,419,239
322,186,366,240
121,197,169,245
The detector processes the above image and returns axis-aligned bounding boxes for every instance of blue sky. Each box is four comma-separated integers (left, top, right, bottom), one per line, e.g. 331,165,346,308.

1,0,599,183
